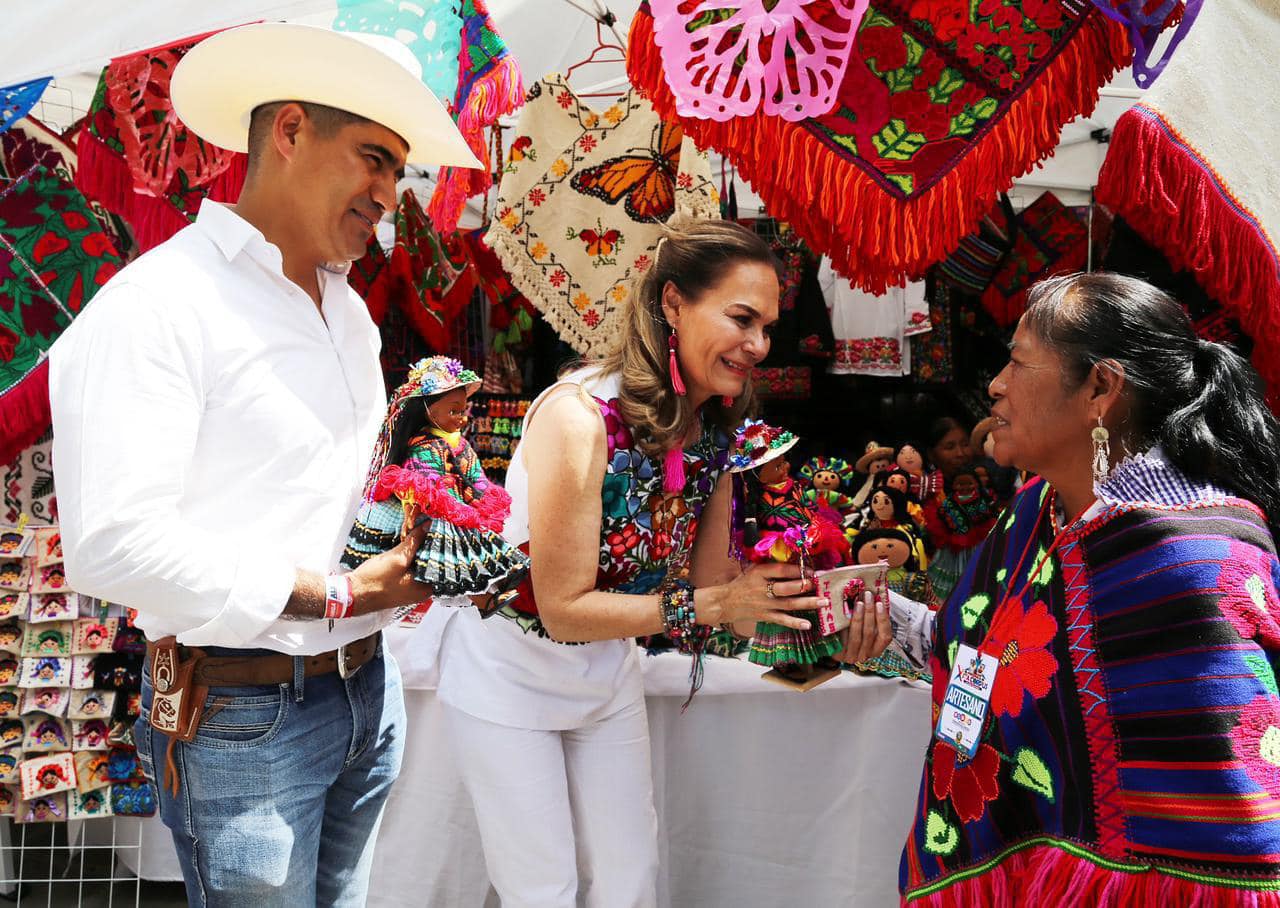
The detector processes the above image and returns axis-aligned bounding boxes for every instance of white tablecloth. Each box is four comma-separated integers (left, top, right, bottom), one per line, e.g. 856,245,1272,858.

119,627,934,906
369,628,932,907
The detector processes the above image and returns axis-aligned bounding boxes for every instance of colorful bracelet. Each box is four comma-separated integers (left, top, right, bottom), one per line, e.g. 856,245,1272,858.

324,574,354,620
658,577,713,709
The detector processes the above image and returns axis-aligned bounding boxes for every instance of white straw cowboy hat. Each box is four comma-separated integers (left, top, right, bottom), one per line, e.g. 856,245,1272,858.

170,22,482,168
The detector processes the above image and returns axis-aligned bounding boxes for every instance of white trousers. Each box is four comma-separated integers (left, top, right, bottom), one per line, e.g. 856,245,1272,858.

440,696,659,908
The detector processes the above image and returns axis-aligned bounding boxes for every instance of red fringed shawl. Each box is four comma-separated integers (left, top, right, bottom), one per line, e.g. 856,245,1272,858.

75,35,247,253
1096,0,1280,406
627,1,1130,293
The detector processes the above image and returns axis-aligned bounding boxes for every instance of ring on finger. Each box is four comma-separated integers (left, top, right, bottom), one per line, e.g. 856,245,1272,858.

765,580,776,599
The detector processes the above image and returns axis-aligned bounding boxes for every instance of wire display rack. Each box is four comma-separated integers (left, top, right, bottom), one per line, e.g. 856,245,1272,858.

0,817,143,907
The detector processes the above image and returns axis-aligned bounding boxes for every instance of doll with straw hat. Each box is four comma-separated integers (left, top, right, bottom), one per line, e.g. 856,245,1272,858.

342,356,529,620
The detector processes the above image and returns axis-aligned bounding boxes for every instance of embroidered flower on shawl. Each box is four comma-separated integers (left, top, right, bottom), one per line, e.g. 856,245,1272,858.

601,473,634,520
984,598,1058,718
1232,694,1280,799
931,741,1001,823
1215,544,1280,649
613,567,667,595
605,524,643,559
597,399,634,454
651,495,690,536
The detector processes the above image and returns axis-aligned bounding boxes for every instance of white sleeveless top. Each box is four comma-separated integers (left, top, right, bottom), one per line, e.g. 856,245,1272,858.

428,368,644,730
417,364,731,729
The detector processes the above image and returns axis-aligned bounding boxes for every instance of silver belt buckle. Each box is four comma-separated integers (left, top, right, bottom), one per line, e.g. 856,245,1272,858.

337,642,361,680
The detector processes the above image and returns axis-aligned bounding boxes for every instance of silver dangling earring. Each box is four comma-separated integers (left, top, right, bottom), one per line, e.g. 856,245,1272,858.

1091,416,1111,486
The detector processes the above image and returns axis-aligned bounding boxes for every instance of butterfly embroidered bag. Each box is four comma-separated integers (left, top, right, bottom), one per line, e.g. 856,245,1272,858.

485,75,720,357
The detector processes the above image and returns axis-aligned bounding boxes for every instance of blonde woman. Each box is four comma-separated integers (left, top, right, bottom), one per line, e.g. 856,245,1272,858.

424,218,889,906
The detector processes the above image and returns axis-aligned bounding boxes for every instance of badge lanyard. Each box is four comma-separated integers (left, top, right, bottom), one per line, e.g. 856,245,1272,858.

935,490,1088,757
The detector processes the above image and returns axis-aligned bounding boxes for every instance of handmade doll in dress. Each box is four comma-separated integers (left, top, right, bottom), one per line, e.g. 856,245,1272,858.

849,483,930,566
799,456,856,518
853,527,935,608
924,465,999,605
341,357,531,617
874,468,928,531
847,527,934,681
895,444,933,501
851,441,895,508
729,420,850,687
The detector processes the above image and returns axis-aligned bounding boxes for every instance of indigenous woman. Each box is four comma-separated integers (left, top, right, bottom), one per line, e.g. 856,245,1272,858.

923,465,999,604
423,218,889,907
895,274,1280,904
923,416,974,505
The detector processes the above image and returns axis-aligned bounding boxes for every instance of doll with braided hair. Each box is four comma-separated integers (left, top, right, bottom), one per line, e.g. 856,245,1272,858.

341,357,530,618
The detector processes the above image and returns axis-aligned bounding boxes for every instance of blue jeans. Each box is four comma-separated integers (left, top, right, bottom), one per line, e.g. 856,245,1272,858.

136,643,405,907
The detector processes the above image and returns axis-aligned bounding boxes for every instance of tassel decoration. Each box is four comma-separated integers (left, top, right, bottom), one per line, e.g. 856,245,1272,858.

664,444,686,494
668,331,687,396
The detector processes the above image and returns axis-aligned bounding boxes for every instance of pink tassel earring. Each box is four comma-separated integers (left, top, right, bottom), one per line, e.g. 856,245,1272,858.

668,330,687,396
664,445,686,494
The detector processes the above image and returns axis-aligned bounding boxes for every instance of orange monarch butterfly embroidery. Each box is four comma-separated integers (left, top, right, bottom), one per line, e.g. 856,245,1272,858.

566,219,624,266
570,120,685,223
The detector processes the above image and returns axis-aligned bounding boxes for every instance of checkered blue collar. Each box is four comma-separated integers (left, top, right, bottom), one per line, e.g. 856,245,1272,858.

1094,446,1232,509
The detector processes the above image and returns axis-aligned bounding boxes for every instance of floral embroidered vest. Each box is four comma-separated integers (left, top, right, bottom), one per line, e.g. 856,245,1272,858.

497,370,730,639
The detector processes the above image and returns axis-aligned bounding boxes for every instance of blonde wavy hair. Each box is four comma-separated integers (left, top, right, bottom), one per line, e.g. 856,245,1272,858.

592,216,780,458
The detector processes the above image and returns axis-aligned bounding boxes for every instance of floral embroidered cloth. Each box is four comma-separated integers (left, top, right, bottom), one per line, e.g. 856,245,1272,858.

496,369,731,640
902,468,1280,904
980,190,1086,328
75,36,246,253
382,189,476,351
1097,0,1280,406
819,256,928,376
0,166,122,465
910,280,954,384
2,428,53,525
485,76,720,357
628,0,1131,293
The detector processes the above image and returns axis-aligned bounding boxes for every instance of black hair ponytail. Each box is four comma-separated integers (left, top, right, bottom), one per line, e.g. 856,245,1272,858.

1161,337,1280,533
1023,272,1280,537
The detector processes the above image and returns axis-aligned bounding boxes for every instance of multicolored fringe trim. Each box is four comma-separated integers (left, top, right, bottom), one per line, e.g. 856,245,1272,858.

749,616,842,667
626,5,1130,293
903,838,1280,906
373,464,512,533
427,0,525,233
1097,105,1280,406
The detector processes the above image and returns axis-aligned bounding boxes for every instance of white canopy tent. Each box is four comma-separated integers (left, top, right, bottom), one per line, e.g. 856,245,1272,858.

3,0,1142,230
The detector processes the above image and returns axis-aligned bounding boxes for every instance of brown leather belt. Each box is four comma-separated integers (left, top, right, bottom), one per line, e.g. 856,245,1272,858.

145,632,380,687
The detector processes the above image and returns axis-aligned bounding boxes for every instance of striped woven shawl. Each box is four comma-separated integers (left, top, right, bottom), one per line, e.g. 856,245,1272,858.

901,459,1280,905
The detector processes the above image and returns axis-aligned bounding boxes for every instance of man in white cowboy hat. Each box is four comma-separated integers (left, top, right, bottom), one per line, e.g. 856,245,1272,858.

48,23,480,906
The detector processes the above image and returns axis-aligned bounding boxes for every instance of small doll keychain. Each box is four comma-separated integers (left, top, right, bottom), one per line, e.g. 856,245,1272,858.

342,357,530,622
729,420,849,690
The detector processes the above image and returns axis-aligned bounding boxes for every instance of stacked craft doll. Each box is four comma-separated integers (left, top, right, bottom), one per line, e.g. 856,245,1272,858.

798,456,857,519
729,420,849,687
341,357,530,617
